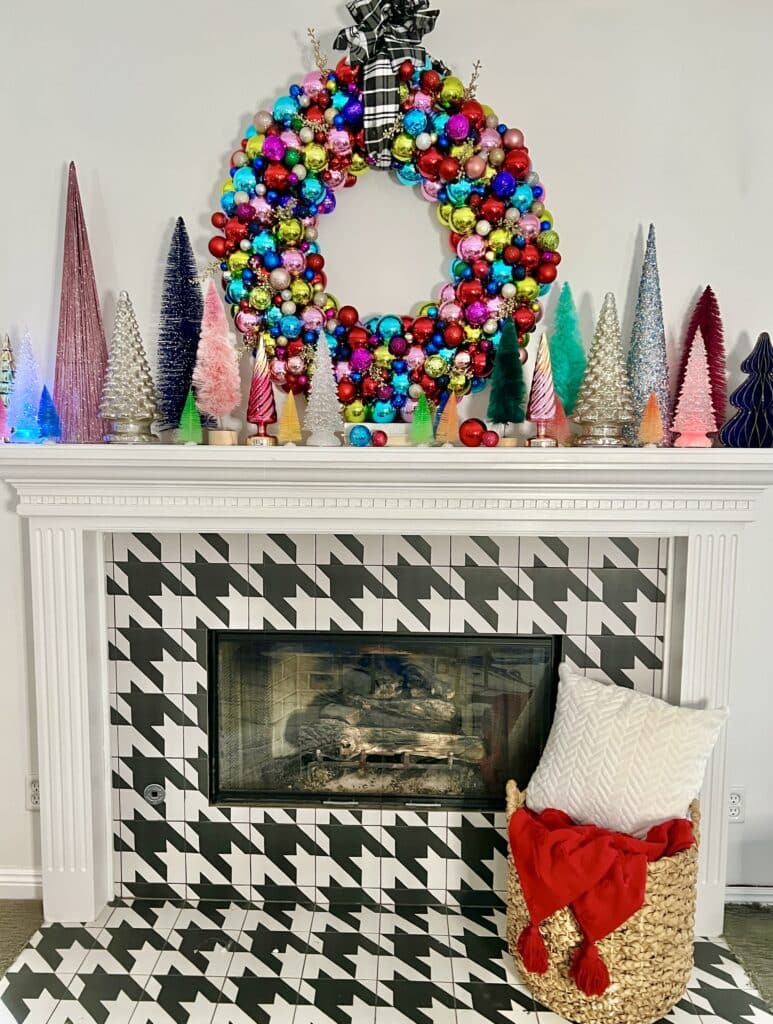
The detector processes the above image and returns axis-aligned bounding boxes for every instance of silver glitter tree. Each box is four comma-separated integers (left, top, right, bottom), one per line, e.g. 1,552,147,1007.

100,291,158,443
626,224,671,444
305,336,343,446
574,293,635,446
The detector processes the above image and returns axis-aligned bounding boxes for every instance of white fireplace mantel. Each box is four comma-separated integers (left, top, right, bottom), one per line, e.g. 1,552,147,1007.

2,444,773,935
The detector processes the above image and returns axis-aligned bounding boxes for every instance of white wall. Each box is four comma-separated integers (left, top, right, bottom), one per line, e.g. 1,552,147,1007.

0,0,771,886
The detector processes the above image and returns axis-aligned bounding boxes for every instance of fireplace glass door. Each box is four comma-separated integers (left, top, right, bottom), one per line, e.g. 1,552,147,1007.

209,631,559,810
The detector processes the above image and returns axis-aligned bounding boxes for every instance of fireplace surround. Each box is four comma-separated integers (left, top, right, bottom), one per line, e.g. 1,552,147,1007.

1,445,772,937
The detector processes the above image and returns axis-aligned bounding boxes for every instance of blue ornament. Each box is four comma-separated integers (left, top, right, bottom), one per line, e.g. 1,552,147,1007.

227,280,247,303
272,95,298,124
280,316,302,339
220,192,236,215
392,372,410,393
396,164,422,186
392,359,407,374
491,259,513,285
333,91,349,111
266,306,282,325
492,171,517,199
233,167,257,194
263,251,281,270
373,400,397,423
403,109,428,137
245,125,257,138
343,98,364,126
513,184,535,212
471,377,487,392
349,424,372,447
378,315,402,340
446,180,472,206
252,231,276,256
302,178,326,203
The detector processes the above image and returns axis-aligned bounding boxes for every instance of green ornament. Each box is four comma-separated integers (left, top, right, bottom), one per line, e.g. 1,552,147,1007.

410,391,435,445
549,282,586,415
486,318,526,426
177,389,203,444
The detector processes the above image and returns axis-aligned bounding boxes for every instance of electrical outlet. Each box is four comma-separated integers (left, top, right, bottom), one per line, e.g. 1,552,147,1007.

728,787,745,823
26,775,40,812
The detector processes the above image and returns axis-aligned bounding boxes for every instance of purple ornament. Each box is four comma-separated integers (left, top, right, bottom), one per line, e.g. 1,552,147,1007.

377,384,394,401
446,114,470,141
389,336,408,357
343,98,364,126
350,348,373,372
262,136,287,163
492,171,517,198
466,300,489,326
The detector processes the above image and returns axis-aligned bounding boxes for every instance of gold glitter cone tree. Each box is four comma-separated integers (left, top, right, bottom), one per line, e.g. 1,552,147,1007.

574,293,635,446
100,291,158,443
53,163,108,443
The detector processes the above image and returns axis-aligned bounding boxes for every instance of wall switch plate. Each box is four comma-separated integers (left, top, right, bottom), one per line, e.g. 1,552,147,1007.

728,787,745,823
26,775,40,812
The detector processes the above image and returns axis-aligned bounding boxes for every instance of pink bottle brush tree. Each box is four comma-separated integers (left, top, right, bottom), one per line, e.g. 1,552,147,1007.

192,281,241,441
672,330,717,447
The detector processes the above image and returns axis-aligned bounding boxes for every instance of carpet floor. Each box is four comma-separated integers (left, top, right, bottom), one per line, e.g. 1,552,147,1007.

724,904,773,1009
0,901,42,977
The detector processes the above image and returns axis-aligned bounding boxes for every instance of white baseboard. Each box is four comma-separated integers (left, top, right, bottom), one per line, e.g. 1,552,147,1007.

0,868,42,900
726,885,773,905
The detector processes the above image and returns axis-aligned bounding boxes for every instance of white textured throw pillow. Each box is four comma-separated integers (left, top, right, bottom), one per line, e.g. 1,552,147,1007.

526,664,727,836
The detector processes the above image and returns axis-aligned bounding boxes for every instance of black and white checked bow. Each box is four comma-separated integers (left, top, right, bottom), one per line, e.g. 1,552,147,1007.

334,0,441,169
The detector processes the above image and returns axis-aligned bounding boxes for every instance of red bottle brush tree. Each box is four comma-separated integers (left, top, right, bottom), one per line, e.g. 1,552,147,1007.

677,286,727,428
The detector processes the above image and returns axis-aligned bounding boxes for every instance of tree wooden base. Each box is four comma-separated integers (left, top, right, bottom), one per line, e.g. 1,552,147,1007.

207,429,239,446
245,433,277,447
104,418,158,444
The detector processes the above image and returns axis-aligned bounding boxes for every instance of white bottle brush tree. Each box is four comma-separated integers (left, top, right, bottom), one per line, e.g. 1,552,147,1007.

100,291,158,442
305,336,343,446
192,281,242,435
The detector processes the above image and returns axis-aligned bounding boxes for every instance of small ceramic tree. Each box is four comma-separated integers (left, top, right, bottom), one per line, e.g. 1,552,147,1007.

7,333,42,444
410,391,435,445
527,333,557,447
246,338,278,446
193,281,242,444
672,333,716,447
177,388,203,444
435,392,460,446
305,338,343,446
38,387,62,443
277,391,302,445
638,391,665,447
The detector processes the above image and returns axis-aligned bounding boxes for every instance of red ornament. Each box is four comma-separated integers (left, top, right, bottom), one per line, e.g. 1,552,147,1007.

514,306,536,333
481,430,500,447
457,280,483,304
471,259,490,280
208,236,228,259
420,69,441,93
348,325,368,348
335,58,358,85
416,147,442,180
399,60,414,81
521,244,540,271
371,429,388,447
459,417,487,447
307,253,324,272
264,164,289,191
337,379,357,403
480,197,506,223
504,148,531,178
361,377,379,400
286,340,304,356
412,317,435,342
537,263,558,284
460,99,485,129
444,322,464,346
211,212,226,229
439,157,460,182
503,245,523,265
338,305,360,327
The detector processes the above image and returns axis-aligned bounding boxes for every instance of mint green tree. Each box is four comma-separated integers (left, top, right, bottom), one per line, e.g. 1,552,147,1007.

549,283,586,414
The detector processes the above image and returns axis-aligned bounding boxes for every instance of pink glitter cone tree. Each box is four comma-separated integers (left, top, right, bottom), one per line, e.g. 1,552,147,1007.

246,337,277,444
527,333,557,447
53,163,108,443
672,331,717,447
192,282,241,435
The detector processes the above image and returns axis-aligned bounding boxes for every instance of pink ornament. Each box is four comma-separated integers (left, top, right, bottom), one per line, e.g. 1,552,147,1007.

324,168,347,190
270,358,287,385
235,310,259,334
479,129,501,150
250,197,273,223
280,130,302,148
503,128,525,149
302,71,325,95
439,284,456,303
329,129,352,155
406,345,425,369
421,180,442,202
287,355,305,374
519,214,541,238
413,91,432,111
457,235,485,261
401,398,418,422
281,250,306,275
302,307,325,329
439,301,463,321
464,155,487,180
482,429,500,447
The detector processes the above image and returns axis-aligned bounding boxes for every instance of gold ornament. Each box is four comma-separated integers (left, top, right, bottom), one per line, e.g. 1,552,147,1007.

228,251,249,275
303,143,327,172
423,354,447,379
391,132,415,162
277,218,303,244
450,206,476,234
248,286,272,311
373,345,393,368
344,400,367,423
538,229,560,251
488,228,510,254
439,75,465,108
245,135,264,160
290,279,313,304
448,370,471,394
349,153,368,175
516,277,539,302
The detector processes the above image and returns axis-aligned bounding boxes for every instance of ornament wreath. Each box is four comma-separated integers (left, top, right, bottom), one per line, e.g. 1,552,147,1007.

207,1,560,427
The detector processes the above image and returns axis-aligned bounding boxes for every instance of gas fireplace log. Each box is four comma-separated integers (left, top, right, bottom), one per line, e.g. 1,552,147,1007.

339,694,458,725
299,718,484,763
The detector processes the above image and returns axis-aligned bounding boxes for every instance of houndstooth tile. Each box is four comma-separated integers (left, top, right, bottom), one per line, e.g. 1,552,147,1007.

249,533,316,565
517,566,589,634
214,975,300,1023
184,820,253,899
181,533,249,565
588,536,662,569
112,533,181,564
585,633,662,691
316,534,384,565
115,756,188,822
314,824,382,893
227,926,309,979
250,818,320,895
110,629,188,694
450,536,519,568
249,559,319,630
303,931,381,980
383,535,451,567
180,562,255,629
134,973,224,1023
586,566,666,636
77,922,167,976
446,827,509,908
0,969,69,1024
376,934,455,983
98,900,183,933
153,926,239,976
518,536,589,568
118,819,189,892
315,563,385,631
453,980,535,1023
294,977,378,1024
449,564,522,633
183,756,249,825
382,564,452,632
110,558,184,630
379,827,449,904
374,980,460,1024
112,689,185,760
52,974,150,1024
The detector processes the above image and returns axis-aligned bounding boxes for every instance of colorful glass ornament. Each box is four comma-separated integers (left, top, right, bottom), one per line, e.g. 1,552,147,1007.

348,424,372,447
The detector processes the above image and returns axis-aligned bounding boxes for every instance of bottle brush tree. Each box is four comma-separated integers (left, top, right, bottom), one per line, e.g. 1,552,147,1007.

177,388,203,444
549,283,586,414
678,286,727,429
410,390,435,445
638,391,665,447
38,387,62,442
435,391,460,445
277,391,302,445
719,332,773,448
192,281,242,426
487,318,525,429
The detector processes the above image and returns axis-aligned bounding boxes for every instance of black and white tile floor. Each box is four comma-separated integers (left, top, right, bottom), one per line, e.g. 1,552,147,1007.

0,901,770,1024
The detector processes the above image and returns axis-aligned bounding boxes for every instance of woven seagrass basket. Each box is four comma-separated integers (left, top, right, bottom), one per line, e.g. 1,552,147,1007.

505,780,700,1024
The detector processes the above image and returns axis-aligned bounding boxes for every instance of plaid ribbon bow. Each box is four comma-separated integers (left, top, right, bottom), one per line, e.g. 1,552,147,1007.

334,0,441,169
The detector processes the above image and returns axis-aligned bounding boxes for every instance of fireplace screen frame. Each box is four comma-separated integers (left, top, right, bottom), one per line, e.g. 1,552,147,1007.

208,630,561,811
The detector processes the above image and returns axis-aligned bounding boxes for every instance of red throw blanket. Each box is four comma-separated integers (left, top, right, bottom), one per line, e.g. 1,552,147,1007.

509,806,694,997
